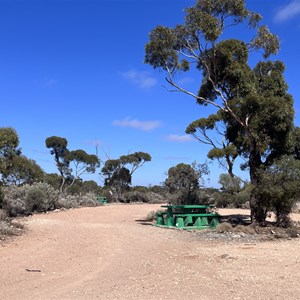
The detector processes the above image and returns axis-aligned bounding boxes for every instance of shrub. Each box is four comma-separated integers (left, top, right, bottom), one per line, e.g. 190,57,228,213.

3,183,58,216
79,193,97,207
0,209,7,221
0,186,4,209
56,195,80,209
0,219,24,236
0,220,16,235
145,210,157,221
216,222,233,233
56,193,97,209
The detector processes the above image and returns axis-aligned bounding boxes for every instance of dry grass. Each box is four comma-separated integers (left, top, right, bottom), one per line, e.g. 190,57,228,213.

215,222,233,233
0,209,7,221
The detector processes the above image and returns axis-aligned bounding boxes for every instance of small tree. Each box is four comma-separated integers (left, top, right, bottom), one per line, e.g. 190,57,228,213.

219,173,242,194
101,151,151,197
253,156,300,226
165,162,209,205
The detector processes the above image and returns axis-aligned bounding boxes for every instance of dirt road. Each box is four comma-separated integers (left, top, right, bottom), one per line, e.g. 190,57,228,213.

1,204,300,299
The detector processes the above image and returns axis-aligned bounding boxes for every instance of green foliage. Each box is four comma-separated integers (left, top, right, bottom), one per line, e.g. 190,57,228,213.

46,136,100,193
213,174,251,208
1,155,45,185
164,162,209,205
101,151,151,196
0,127,20,158
123,190,164,204
44,173,62,190
45,136,70,193
68,150,99,177
219,174,242,194
253,156,300,226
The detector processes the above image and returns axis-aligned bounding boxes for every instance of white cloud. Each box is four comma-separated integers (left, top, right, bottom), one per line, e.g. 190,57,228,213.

113,117,162,131
274,0,300,22
121,69,157,88
165,134,194,142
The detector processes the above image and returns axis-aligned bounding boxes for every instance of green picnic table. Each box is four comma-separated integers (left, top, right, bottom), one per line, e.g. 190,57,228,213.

95,196,107,205
156,204,219,229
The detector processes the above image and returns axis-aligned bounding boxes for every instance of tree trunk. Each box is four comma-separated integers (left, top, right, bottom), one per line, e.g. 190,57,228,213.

248,145,267,224
59,177,65,194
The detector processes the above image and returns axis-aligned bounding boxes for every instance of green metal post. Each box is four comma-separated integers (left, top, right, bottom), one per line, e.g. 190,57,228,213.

156,212,165,225
201,216,209,226
166,207,174,226
175,217,184,228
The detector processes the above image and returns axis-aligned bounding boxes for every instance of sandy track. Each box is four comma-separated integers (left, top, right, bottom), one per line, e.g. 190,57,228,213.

1,204,300,300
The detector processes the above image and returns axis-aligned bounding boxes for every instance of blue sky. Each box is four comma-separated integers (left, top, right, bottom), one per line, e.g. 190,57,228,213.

0,0,299,187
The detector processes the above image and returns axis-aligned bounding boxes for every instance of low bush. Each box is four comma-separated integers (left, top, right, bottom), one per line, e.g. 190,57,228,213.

79,193,97,207
0,186,4,209
145,210,157,221
215,222,233,233
56,195,80,209
0,209,7,221
0,217,24,236
56,193,97,209
3,183,58,216
123,191,165,204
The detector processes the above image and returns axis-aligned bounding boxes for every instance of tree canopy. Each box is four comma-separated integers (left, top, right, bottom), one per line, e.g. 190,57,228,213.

101,151,151,196
45,136,100,193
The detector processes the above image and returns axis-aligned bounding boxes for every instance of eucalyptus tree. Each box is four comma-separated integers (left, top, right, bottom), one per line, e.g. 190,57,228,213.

0,127,21,182
46,136,99,193
101,152,151,196
45,136,70,193
145,0,294,222
165,162,209,205
186,112,238,177
67,150,99,189
1,155,44,186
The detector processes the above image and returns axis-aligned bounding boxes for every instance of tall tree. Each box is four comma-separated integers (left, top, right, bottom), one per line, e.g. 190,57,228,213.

145,0,294,222
45,136,71,193
46,136,100,193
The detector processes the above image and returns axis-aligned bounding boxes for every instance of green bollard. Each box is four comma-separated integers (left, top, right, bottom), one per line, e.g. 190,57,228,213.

210,217,219,228
194,217,202,228
201,216,209,226
175,217,184,228
156,212,165,225
166,216,174,226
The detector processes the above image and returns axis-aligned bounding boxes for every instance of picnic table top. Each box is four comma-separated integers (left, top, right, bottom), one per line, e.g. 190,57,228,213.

161,204,214,209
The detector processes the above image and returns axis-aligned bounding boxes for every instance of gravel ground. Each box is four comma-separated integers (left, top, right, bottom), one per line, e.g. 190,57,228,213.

1,204,300,300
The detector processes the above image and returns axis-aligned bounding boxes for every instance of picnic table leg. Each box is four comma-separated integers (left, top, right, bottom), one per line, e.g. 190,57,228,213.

166,207,174,226
156,212,165,225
